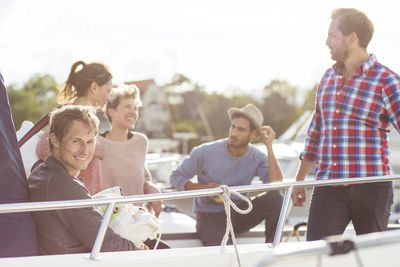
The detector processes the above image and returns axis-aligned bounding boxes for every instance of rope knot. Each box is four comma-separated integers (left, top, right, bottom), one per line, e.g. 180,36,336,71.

219,185,253,267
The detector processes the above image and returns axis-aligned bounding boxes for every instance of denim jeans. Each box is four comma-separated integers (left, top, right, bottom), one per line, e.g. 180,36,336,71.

196,190,283,246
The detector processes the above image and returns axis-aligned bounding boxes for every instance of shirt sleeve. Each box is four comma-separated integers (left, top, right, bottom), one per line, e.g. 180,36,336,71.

382,73,400,132
170,146,201,191
50,179,136,252
36,128,50,160
255,151,269,183
300,88,322,162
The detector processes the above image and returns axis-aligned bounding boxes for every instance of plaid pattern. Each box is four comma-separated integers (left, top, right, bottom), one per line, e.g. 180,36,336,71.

300,55,400,180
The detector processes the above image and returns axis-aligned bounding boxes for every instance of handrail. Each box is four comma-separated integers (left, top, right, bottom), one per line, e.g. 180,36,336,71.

1,175,398,214
0,174,399,260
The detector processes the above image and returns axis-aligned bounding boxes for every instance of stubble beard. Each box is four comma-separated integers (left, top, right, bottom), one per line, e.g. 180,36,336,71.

333,41,349,65
228,137,249,149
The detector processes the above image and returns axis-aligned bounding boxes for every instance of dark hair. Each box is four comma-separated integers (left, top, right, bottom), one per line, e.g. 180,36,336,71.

57,61,113,104
49,105,99,152
231,113,255,131
105,84,142,123
331,8,374,48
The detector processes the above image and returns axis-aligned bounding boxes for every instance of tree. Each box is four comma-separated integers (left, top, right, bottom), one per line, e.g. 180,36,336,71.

162,73,260,151
162,73,212,139
301,83,318,112
8,74,58,129
23,74,58,112
261,79,301,136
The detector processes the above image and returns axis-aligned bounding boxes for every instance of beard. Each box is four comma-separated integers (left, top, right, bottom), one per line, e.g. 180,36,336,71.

331,41,349,65
228,136,250,148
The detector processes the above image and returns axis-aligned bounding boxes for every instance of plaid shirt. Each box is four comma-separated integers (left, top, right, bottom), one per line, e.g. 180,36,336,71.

300,55,400,180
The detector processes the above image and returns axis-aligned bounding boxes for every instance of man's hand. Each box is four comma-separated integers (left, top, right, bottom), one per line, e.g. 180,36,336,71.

184,181,220,190
137,243,149,250
202,182,221,189
261,126,276,147
147,201,162,217
291,187,306,206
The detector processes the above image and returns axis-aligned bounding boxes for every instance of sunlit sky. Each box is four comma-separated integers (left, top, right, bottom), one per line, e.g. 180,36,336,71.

0,0,399,96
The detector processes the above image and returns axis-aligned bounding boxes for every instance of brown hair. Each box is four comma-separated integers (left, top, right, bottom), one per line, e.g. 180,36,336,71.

49,105,99,152
105,84,142,123
331,8,374,48
57,61,113,104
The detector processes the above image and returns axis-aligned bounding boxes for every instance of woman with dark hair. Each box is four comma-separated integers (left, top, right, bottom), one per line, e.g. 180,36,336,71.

36,60,113,194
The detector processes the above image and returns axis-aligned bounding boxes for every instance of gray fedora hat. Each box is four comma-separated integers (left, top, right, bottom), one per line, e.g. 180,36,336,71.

227,104,263,136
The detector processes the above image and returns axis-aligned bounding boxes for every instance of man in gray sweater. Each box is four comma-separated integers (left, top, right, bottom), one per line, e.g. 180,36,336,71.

170,104,284,246
28,105,139,255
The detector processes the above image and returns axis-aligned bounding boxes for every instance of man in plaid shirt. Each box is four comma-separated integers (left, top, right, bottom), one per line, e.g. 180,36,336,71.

291,8,400,241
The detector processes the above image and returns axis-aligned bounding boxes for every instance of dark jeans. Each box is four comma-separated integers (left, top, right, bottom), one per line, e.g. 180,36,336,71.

196,190,283,246
307,182,393,241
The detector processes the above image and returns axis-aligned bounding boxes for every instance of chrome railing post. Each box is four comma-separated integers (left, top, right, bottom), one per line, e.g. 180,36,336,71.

272,185,293,247
90,202,115,260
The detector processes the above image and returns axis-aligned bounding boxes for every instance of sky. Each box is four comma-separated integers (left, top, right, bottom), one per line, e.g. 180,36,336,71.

0,0,399,97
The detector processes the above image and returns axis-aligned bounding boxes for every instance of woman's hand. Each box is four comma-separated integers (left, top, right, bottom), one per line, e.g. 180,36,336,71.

147,201,162,217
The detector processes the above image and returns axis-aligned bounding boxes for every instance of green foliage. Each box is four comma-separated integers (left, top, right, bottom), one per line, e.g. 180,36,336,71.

201,92,257,139
7,74,58,129
302,83,318,111
163,73,318,153
7,71,318,154
7,86,43,130
261,79,303,137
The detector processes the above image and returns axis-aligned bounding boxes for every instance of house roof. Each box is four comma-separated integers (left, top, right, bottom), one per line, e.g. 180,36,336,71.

125,79,155,93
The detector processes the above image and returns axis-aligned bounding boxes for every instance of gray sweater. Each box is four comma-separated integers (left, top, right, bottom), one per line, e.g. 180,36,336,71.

28,156,135,255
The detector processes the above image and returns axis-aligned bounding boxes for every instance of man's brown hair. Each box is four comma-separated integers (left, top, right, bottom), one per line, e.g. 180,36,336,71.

331,8,374,48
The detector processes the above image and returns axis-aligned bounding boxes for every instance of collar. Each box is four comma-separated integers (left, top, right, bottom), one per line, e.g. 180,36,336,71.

45,155,71,176
332,54,377,76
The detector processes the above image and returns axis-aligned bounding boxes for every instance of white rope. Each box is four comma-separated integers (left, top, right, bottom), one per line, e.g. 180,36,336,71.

219,185,253,267
152,231,162,250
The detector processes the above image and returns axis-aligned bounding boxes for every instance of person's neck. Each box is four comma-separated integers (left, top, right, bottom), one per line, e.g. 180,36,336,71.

73,96,95,106
50,153,79,177
341,48,369,81
227,143,249,157
106,125,130,141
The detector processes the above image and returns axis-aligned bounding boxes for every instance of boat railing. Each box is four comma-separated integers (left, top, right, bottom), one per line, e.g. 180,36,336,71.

255,225,400,267
0,174,399,260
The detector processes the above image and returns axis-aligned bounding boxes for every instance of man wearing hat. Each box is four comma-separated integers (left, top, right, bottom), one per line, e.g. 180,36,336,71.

170,104,283,246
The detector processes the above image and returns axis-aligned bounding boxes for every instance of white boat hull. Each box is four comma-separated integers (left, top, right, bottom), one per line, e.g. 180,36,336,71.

2,238,399,267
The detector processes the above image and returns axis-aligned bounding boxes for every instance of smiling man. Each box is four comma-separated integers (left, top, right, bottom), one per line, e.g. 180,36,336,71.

28,105,139,255
170,104,283,246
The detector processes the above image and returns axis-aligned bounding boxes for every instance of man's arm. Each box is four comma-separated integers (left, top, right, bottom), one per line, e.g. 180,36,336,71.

261,126,283,183
170,146,220,191
52,180,136,252
382,72,400,133
291,159,314,206
143,166,162,217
